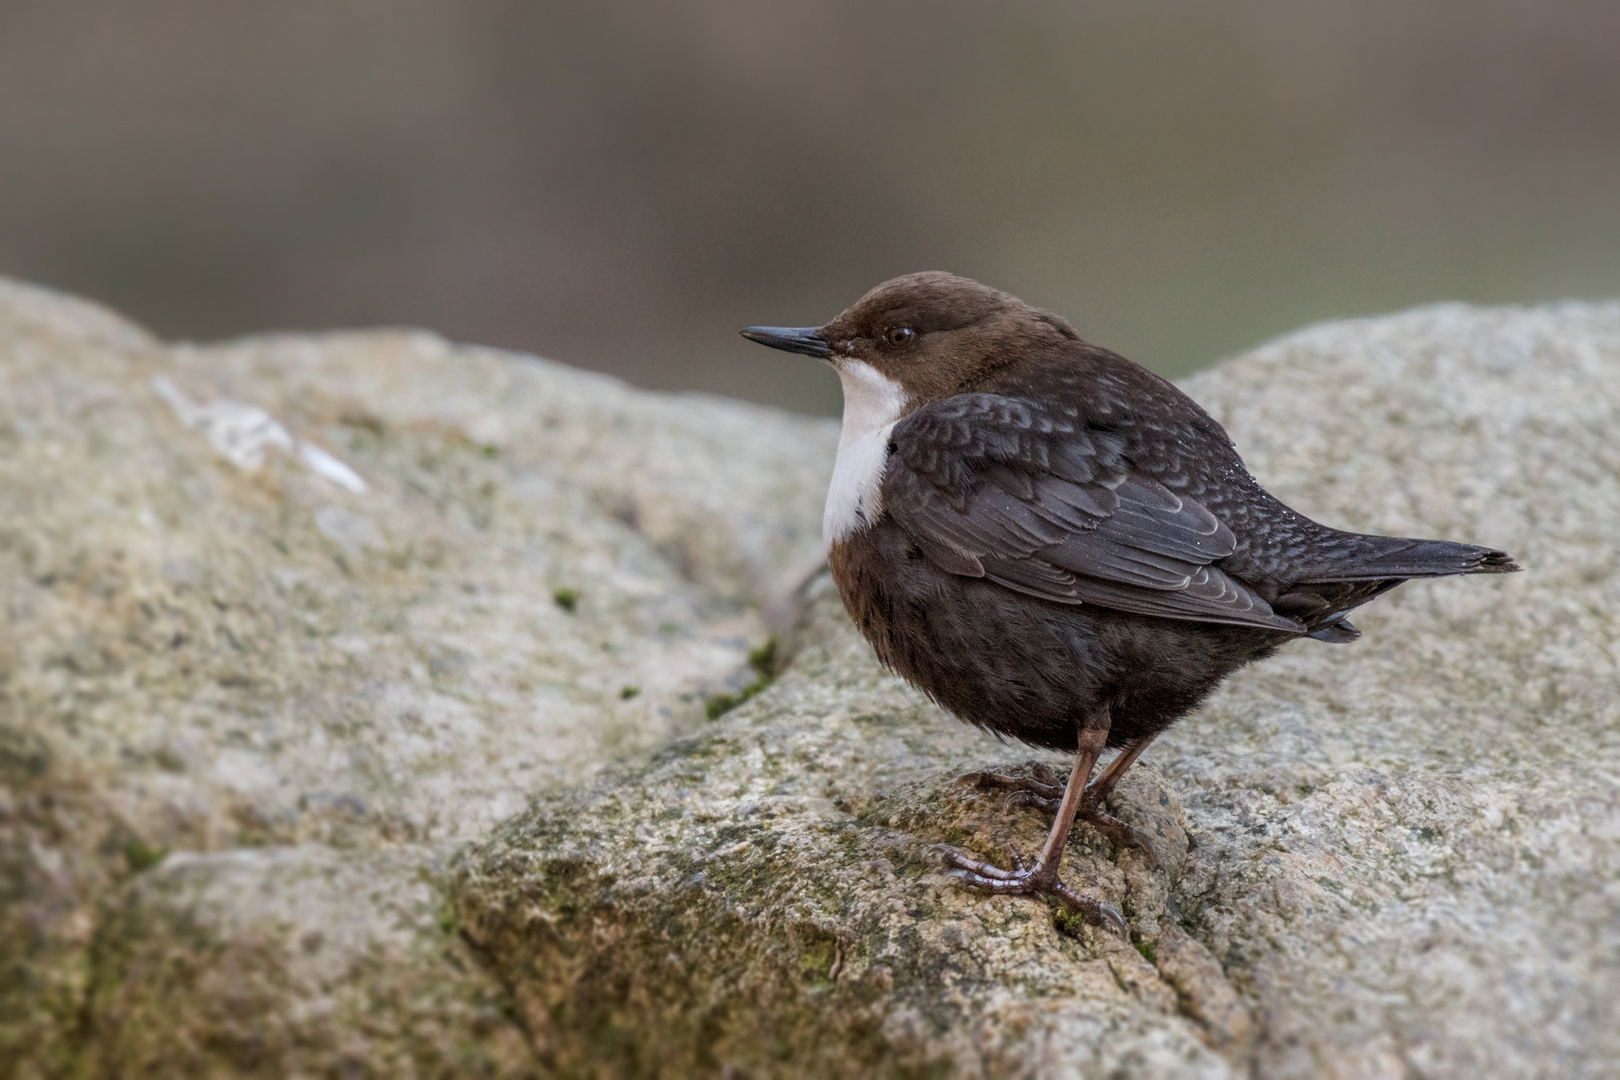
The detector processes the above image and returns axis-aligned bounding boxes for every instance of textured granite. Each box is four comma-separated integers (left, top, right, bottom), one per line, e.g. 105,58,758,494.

0,278,833,1078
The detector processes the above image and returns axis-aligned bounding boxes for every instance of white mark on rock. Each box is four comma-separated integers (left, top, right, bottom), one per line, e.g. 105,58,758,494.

153,375,367,493
152,375,291,468
298,442,367,494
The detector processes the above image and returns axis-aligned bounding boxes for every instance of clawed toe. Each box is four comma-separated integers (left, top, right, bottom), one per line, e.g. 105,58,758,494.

937,844,1024,882
1056,887,1128,939
959,767,1159,872
940,734,1137,939
1003,788,1062,814
938,846,1126,937
963,763,1066,811
1081,808,1160,869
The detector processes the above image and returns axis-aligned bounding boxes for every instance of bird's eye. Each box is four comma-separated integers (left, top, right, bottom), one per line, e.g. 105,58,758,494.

885,327,916,347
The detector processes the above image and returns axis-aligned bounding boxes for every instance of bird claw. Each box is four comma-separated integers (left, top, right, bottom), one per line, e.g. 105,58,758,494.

938,846,1127,938
1080,808,1160,869
965,764,1065,808
1004,788,1062,815
1028,762,1060,786
1061,889,1128,940
966,771,1160,869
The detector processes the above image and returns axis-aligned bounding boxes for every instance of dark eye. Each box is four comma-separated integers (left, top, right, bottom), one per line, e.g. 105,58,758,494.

885,327,915,347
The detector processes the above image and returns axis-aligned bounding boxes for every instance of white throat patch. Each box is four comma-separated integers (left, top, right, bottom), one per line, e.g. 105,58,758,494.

825,360,909,546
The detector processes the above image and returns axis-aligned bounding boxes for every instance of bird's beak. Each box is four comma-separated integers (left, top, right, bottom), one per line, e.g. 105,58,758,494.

739,325,832,359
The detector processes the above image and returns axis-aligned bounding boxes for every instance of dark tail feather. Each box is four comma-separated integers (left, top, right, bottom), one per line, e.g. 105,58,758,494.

1308,618,1362,643
1472,548,1521,573
1299,536,1521,583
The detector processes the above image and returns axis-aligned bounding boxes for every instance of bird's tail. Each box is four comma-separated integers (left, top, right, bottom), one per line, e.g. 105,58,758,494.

1273,533,1517,645
1296,534,1520,583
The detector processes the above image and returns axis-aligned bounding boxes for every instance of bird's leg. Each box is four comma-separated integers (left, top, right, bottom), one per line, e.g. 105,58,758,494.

942,716,1126,936
1077,735,1160,867
965,736,1162,867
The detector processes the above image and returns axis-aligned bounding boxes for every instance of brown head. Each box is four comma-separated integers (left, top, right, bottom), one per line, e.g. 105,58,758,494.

741,271,1082,415
744,272,1090,544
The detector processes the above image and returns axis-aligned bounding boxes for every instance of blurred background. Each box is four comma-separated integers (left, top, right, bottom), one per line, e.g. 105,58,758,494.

1,0,1615,416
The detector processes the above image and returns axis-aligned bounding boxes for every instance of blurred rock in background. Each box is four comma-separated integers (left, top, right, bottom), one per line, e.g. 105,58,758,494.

1,0,1617,415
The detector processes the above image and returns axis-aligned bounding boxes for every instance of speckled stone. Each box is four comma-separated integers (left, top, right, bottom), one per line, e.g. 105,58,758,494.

0,278,833,1078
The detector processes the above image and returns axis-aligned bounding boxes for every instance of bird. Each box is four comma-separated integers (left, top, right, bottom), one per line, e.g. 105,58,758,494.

741,272,1518,933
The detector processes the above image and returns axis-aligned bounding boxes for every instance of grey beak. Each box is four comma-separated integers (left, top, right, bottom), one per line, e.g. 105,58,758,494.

739,325,832,359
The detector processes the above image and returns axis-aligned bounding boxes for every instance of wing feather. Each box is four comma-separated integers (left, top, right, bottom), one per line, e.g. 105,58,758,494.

883,394,1303,633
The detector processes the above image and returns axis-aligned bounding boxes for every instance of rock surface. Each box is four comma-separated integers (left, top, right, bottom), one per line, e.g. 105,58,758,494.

0,279,832,1078
2,280,1617,1078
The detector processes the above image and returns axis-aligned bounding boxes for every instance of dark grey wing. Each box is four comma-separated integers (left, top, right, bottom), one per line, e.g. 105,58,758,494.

882,394,1305,632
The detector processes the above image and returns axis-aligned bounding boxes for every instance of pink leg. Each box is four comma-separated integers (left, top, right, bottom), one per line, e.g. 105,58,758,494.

942,720,1127,936
1078,735,1160,867
963,734,1161,867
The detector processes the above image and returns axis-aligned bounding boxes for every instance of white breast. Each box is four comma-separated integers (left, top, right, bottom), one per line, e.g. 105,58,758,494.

824,360,909,546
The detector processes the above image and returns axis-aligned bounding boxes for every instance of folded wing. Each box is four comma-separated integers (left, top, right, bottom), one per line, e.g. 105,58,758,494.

883,393,1305,632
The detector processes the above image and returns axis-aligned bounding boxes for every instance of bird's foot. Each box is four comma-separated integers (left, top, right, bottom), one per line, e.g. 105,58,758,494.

1078,806,1160,869
938,844,1127,938
964,764,1160,868
963,762,1064,813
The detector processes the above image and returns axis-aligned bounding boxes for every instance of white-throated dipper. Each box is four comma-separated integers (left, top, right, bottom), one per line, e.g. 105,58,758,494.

742,272,1518,933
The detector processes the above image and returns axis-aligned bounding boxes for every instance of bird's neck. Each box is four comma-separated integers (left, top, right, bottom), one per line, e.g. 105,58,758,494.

825,360,910,547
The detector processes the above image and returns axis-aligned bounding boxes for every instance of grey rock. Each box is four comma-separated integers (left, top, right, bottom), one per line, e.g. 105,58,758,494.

0,278,833,1077
83,845,531,1079
456,301,1620,1078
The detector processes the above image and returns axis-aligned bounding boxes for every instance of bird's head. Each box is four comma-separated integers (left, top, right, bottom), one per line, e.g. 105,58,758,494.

742,272,1079,427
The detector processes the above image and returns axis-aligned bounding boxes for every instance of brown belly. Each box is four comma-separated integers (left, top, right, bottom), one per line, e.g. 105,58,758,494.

829,521,1289,751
